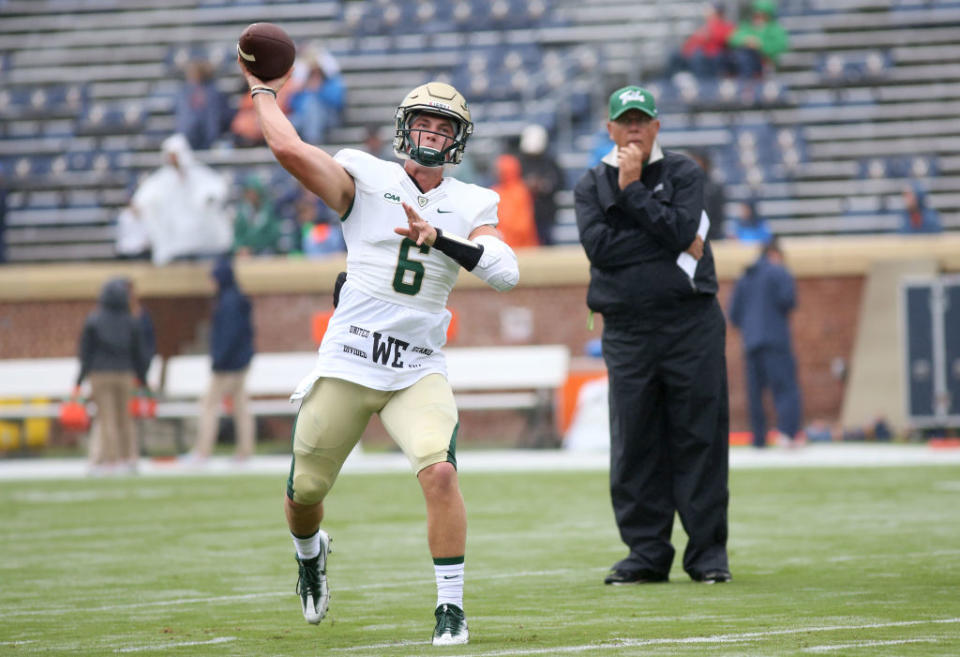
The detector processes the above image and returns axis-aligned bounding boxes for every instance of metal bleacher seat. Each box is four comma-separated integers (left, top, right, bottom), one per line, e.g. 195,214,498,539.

3,0,960,258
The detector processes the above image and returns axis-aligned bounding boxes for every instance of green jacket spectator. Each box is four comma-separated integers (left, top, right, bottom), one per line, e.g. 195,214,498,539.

728,0,790,77
234,175,282,255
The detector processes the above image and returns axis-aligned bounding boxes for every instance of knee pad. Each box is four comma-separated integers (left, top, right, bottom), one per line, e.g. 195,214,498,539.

291,471,331,506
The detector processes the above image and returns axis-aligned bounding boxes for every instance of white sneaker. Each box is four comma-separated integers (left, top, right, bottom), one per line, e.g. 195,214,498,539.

295,529,331,624
432,603,469,646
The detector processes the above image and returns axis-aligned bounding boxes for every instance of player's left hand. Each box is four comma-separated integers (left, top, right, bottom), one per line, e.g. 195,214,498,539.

395,202,437,246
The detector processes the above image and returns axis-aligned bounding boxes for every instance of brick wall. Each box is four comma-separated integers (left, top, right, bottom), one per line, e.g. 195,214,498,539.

0,274,863,437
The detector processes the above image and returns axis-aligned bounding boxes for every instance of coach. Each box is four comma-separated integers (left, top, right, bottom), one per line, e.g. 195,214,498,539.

575,86,731,585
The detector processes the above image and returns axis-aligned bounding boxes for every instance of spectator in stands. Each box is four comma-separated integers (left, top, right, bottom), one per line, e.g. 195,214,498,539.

731,199,771,243
130,134,233,265
115,204,151,260
292,188,346,258
899,182,942,234
728,237,802,448
234,174,283,256
288,48,346,145
666,3,735,80
492,153,539,248
361,123,394,159
518,124,565,246
188,257,256,463
231,84,293,147
76,278,150,475
727,0,790,79
690,151,727,240
175,59,232,151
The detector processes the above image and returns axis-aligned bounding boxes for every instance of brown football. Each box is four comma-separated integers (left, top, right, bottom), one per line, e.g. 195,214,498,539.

237,22,296,81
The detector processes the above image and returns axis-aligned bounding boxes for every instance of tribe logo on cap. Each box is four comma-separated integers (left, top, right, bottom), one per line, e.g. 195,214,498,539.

609,86,658,120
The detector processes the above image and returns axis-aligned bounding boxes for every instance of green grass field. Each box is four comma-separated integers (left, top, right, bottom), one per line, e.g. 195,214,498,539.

2,463,959,656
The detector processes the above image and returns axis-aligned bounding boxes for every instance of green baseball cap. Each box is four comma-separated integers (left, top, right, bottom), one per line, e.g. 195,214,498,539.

752,0,777,15
608,86,658,120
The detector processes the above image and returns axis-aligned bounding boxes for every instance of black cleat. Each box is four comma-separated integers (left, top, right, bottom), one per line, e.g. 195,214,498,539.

603,569,669,585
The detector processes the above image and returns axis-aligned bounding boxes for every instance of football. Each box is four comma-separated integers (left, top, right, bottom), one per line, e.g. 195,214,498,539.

237,22,296,81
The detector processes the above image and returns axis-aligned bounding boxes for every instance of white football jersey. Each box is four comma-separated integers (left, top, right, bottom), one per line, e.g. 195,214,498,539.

292,148,500,394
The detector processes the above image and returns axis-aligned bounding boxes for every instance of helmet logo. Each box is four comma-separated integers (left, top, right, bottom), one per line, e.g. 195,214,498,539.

427,101,453,110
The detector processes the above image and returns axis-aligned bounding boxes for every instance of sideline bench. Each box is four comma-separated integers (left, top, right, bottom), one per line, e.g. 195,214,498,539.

159,345,571,447
0,346,572,449
0,357,162,420
156,351,317,421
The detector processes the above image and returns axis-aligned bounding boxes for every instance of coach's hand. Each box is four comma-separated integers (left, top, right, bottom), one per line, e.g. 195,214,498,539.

617,143,644,190
685,234,704,260
395,202,437,246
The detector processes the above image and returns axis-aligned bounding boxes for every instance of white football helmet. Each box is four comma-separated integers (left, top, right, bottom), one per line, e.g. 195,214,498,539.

393,82,473,167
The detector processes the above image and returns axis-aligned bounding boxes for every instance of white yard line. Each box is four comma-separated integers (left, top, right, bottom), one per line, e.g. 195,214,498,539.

115,636,237,652
327,617,960,656
803,638,938,653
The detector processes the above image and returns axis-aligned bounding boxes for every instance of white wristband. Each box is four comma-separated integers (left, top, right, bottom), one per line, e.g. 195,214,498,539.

250,85,277,98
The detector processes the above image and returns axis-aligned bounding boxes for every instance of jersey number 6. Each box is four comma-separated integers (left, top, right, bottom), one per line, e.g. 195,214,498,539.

392,238,430,295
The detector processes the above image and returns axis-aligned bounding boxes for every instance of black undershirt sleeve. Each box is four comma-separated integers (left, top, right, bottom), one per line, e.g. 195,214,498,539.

432,228,484,271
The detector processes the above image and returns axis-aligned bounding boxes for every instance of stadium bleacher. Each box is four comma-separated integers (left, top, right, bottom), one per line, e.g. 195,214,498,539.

1,0,959,262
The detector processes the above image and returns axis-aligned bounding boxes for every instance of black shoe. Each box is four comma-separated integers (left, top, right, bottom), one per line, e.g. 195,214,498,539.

603,568,669,585
695,569,732,584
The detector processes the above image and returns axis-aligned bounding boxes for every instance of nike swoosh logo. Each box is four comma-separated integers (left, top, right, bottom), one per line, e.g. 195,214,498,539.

437,209,454,214
443,575,458,579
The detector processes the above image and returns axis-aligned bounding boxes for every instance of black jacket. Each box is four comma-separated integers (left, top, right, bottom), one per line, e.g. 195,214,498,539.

77,278,149,384
574,149,718,330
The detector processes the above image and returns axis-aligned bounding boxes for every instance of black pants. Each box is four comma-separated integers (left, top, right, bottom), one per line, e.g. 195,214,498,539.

602,299,730,579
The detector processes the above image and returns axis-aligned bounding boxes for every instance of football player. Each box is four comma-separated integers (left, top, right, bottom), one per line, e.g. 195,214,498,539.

239,58,519,646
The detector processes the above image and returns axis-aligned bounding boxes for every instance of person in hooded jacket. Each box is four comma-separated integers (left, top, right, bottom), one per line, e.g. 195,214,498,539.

492,153,538,248
728,238,801,448
76,278,150,473
190,257,256,461
130,134,232,265
518,124,565,246
727,0,790,79
233,173,283,255
899,183,942,234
